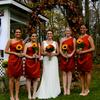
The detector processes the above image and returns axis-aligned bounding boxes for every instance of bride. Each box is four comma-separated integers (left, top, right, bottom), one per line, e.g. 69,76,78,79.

36,30,61,99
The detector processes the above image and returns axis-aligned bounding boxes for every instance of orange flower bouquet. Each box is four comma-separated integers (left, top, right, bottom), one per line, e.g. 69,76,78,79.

32,43,39,62
77,38,84,58
32,43,39,53
45,44,55,60
16,44,23,53
61,44,68,61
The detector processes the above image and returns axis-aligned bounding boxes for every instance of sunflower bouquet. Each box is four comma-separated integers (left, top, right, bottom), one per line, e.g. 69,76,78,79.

77,38,84,58
16,44,23,53
45,44,55,60
32,43,39,62
61,44,68,61
2,59,8,68
32,43,39,53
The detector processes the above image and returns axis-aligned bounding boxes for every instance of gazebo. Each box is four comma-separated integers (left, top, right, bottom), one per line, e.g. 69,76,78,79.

0,0,48,58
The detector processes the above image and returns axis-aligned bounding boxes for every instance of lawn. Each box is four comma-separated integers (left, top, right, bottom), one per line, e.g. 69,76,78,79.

0,64,100,100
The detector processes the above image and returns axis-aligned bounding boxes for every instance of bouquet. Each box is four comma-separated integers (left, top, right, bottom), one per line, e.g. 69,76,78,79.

77,38,84,58
16,44,23,53
2,60,8,68
32,43,39,62
45,44,55,60
61,44,68,61
32,43,39,53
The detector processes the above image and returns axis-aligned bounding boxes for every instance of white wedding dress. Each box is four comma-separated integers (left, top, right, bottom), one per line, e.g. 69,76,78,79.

36,41,61,99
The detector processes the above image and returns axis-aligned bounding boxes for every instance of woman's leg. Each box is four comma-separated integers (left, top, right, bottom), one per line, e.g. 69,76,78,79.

26,78,31,99
9,77,15,100
32,78,40,99
62,71,67,95
15,77,20,100
80,72,85,95
85,71,91,95
67,71,72,95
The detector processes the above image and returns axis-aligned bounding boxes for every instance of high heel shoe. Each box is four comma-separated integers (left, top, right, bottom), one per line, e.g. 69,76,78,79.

28,95,32,100
32,94,36,100
15,96,19,100
79,92,85,96
66,89,70,95
83,90,90,96
10,97,15,100
79,90,90,96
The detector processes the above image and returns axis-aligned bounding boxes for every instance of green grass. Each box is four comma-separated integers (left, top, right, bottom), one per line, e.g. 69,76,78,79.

0,65,100,100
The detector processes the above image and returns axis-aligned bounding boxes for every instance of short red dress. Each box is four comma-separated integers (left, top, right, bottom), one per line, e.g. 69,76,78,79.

7,40,24,78
77,34,93,72
60,37,75,72
25,46,40,79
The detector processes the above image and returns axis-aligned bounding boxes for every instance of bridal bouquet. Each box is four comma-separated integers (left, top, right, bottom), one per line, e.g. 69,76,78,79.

77,38,84,58
61,44,68,61
45,44,55,60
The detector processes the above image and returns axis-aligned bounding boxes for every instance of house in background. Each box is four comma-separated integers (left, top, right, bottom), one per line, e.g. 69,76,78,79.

0,0,48,58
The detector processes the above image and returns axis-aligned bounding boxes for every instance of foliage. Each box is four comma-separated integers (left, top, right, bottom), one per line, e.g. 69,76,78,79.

53,34,62,42
93,57,100,64
43,10,67,37
26,0,84,38
2,60,8,68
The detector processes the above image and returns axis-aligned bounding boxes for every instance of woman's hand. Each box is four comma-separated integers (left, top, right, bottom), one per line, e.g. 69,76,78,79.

50,53,58,57
15,52,24,57
76,49,83,54
61,53,67,58
32,54,40,59
67,53,73,58
47,52,52,57
35,55,40,59
32,54,36,58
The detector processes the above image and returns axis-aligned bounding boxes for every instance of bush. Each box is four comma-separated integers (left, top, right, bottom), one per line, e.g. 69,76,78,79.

2,60,8,68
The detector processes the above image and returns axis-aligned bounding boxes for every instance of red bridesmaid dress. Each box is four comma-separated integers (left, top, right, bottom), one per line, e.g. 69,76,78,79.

77,34,93,72
60,37,75,72
7,40,24,78
25,46,40,79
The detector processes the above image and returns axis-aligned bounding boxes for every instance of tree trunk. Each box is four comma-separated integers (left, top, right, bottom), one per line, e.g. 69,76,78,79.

85,0,89,28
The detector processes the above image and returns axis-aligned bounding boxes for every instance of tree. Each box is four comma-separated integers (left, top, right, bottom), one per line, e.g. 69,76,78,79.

85,0,89,28
27,0,84,38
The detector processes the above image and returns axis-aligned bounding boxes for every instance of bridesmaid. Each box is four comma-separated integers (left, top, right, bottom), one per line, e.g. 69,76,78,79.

76,24,95,96
60,27,76,95
24,33,40,99
5,28,24,100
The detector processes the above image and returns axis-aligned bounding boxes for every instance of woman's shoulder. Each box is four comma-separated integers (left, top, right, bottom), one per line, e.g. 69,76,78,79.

84,34,91,39
42,40,46,43
41,40,46,46
25,42,31,46
53,40,56,43
8,38,16,44
60,37,66,43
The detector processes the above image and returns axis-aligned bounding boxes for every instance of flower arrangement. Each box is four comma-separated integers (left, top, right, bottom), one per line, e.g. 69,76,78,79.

16,44,23,53
32,43,39,53
77,38,84,50
62,44,68,54
2,60,8,68
61,44,68,61
77,38,84,58
32,43,39,62
45,44,55,60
